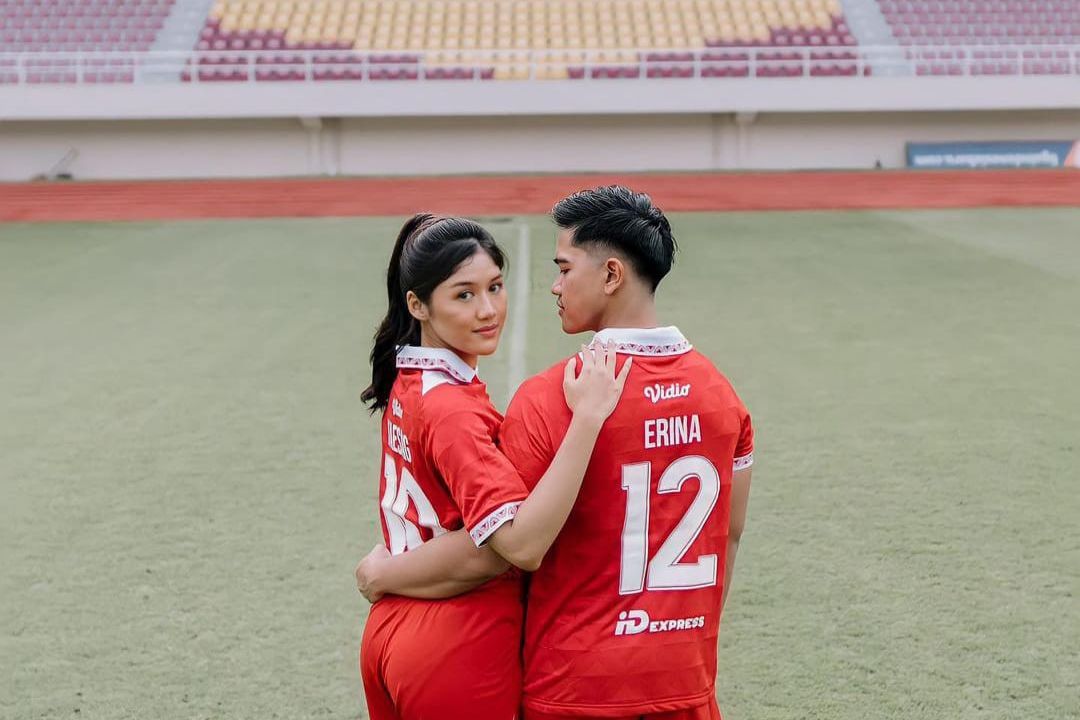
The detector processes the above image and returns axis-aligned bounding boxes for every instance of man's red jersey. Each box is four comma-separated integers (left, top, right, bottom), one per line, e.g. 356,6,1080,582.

361,346,529,720
499,327,754,718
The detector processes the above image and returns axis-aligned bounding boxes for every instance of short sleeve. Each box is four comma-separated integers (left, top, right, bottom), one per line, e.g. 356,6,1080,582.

428,408,529,546
499,377,559,492
734,403,754,472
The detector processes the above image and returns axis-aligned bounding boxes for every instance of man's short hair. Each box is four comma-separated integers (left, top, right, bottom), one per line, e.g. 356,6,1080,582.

552,185,677,291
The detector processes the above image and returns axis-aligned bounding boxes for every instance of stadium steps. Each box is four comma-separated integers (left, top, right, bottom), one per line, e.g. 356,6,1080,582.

840,0,909,75
145,0,217,81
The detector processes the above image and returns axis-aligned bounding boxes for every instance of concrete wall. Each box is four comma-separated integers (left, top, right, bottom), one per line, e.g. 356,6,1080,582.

4,76,1079,121
742,110,1080,169
0,119,313,180
336,115,717,175
3,75,1078,180
3,109,1079,181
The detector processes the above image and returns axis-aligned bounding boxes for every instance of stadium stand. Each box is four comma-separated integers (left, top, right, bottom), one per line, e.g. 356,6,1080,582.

4,0,1079,83
0,0,174,82
187,0,857,81
879,0,1080,75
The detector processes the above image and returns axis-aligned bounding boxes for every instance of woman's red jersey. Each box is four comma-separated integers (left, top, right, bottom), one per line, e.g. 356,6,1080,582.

360,346,529,720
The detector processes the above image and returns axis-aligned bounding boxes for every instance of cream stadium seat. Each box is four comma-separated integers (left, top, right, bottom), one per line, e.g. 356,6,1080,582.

191,0,860,81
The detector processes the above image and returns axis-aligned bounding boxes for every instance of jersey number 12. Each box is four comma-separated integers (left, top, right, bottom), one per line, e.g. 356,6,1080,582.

619,455,721,594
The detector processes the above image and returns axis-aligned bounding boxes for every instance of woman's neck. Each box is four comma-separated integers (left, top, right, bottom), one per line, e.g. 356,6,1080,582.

418,326,477,369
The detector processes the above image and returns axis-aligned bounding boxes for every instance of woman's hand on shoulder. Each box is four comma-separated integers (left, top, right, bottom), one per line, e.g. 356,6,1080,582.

562,341,632,426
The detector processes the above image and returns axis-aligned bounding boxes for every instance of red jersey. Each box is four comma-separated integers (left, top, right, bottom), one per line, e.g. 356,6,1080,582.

362,345,531,716
499,327,754,717
378,345,528,552
361,346,530,720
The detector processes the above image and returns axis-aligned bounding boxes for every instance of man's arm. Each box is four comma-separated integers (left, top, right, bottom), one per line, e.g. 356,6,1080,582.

721,466,752,611
355,530,509,603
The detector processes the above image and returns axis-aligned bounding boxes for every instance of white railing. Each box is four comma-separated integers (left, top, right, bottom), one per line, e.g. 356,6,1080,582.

1,45,1078,85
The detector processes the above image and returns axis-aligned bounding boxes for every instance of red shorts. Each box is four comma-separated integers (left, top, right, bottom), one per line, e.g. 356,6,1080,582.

360,579,523,720
523,697,721,720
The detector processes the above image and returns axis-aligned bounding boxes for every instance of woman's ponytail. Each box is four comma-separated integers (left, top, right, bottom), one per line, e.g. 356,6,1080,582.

361,214,434,412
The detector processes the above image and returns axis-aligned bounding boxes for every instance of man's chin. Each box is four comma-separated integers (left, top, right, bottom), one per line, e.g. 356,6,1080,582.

559,317,586,335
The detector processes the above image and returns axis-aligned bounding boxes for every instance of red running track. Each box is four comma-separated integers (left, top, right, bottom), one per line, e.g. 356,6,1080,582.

1,170,1078,222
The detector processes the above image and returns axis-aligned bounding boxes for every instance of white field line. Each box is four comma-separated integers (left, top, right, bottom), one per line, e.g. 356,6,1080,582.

506,222,530,405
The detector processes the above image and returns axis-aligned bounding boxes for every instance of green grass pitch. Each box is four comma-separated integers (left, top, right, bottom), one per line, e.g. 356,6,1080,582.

1,209,1078,719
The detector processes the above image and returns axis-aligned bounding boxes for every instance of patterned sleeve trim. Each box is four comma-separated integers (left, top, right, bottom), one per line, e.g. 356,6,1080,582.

733,453,755,472
469,501,522,546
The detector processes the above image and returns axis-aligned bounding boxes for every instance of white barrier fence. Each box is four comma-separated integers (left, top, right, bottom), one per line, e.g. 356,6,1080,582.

1,44,1079,84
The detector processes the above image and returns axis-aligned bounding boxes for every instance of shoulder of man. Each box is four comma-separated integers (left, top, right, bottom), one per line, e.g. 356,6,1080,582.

684,348,742,394
507,356,572,413
499,357,574,487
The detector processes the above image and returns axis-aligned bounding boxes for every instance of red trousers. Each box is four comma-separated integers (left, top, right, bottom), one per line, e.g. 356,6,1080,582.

523,698,721,720
360,581,523,720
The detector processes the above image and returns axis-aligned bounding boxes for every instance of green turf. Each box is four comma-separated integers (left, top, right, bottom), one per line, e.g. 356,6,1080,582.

1,210,1078,720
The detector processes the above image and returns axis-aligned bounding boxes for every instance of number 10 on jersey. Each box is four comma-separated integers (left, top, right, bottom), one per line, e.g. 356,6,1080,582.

619,455,722,595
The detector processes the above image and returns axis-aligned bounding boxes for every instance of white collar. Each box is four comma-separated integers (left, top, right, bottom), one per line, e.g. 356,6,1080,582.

395,346,478,384
589,326,692,357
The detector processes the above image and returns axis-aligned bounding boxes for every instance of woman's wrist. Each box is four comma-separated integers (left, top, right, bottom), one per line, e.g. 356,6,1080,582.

568,410,605,435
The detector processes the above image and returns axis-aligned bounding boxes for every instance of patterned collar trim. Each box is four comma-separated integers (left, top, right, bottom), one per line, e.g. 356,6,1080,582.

589,326,692,357
395,346,478,384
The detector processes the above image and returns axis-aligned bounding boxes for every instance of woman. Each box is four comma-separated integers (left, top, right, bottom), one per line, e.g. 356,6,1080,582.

358,214,631,720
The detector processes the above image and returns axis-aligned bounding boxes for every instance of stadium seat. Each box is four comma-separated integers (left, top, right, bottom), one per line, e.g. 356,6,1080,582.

880,0,1080,74
0,0,174,67
193,0,858,81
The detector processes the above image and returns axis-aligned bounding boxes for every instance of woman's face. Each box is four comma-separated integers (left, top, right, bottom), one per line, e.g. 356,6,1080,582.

410,248,507,365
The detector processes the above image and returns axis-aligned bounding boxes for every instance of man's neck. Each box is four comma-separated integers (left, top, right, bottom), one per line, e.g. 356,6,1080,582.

597,295,659,330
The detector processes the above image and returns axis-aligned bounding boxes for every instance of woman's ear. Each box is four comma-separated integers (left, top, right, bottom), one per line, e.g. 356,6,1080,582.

603,257,626,296
406,290,429,322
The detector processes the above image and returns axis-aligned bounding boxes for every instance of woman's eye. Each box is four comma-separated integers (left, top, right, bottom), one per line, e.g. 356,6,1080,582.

458,291,474,300
490,283,503,293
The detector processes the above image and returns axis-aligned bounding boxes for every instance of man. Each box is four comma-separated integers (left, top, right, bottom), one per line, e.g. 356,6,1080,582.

357,186,754,720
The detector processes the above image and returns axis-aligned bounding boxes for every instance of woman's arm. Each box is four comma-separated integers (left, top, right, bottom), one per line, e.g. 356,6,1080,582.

485,345,630,571
355,531,509,603
353,345,629,601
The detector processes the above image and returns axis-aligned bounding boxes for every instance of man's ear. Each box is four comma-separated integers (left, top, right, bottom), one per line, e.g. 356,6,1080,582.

406,290,429,321
602,257,626,296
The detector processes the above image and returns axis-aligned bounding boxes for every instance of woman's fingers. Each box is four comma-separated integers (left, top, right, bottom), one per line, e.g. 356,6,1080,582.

605,342,618,376
590,342,606,376
583,343,597,372
563,356,577,384
615,355,633,389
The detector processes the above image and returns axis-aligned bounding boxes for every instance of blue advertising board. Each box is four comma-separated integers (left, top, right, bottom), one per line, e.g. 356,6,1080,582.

906,140,1080,169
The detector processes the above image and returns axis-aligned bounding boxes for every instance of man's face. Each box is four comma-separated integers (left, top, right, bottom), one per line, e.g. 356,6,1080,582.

551,229,608,334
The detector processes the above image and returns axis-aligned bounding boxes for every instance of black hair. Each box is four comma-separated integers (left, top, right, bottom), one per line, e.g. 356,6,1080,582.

551,185,677,291
361,214,505,413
